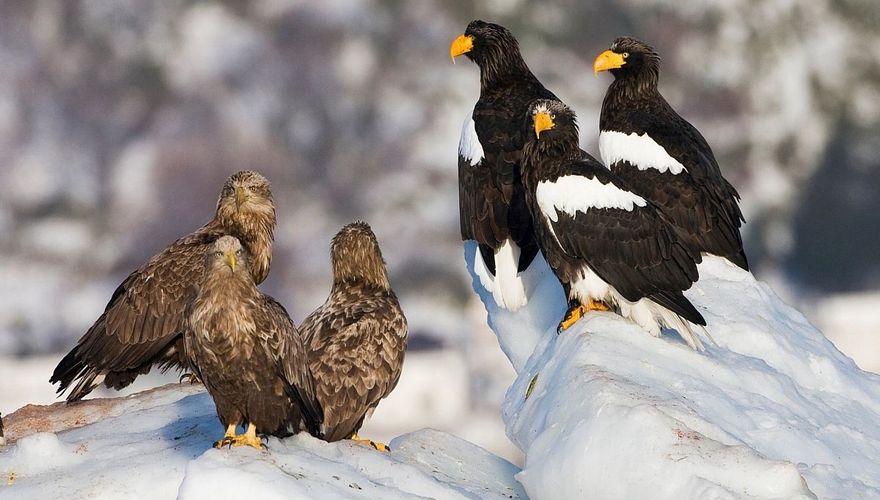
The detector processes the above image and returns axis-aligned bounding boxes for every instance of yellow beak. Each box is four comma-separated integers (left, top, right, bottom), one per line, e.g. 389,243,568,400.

235,186,248,209
450,34,474,62
593,50,626,74
225,251,237,273
534,112,554,138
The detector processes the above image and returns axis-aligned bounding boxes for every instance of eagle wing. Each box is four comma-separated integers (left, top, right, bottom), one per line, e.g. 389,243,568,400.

50,226,221,401
536,160,703,323
458,113,507,252
304,300,406,442
255,296,323,436
621,108,748,268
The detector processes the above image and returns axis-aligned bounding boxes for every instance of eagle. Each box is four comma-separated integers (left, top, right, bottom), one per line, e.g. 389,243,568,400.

522,99,707,350
50,170,276,402
300,222,407,452
450,20,559,311
594,37,749,270
184,236,321,448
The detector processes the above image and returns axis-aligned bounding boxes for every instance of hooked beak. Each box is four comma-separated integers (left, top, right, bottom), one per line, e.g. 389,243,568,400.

593,50,626,74
534,112,554,139
450,34,474,62
235,186,249,209
225,251,237,273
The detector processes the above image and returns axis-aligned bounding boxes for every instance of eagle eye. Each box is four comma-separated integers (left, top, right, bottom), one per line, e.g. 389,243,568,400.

622,52,629,59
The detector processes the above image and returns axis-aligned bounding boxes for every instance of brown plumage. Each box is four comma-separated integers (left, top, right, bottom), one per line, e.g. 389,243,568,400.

50,170,276,402
185,236,320,447
301,222,407,446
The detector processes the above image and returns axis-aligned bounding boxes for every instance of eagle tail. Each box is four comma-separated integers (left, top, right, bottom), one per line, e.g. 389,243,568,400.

644,293,708,351
474,239,528,312
50,347,101,402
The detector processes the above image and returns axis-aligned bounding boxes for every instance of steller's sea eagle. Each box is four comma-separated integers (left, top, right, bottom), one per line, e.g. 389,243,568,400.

522,99,707,350
450,20,560,311
594,37,748,270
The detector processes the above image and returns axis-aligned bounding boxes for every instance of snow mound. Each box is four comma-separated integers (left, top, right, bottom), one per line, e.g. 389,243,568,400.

0,385,525,499
467,246,880,499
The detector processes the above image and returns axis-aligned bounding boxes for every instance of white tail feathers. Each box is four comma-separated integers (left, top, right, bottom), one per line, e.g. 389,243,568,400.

473,239,528,312
617,296,706,351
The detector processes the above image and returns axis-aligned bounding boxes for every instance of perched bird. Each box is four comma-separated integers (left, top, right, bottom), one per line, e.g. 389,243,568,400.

300,222,407,451
51,170,277,402
521,99,707,350
185,236,320,448
450,20,559,311
594,37,749,270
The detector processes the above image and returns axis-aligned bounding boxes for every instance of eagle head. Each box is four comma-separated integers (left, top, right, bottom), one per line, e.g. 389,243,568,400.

450,20,529,85
594,36,661,84
330,221,391,291
526,99,579,150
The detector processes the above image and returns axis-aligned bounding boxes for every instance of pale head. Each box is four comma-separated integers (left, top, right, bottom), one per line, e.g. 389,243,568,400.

215,170,276,235
209,235,247,275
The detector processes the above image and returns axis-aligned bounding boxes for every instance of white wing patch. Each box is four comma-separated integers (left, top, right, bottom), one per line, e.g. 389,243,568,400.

599,130,688,175
536,175,647,222
459,114,484,166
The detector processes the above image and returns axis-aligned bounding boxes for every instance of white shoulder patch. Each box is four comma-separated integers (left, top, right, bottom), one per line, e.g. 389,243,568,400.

459,114,484,167
599,130,688,175
536,175,647,222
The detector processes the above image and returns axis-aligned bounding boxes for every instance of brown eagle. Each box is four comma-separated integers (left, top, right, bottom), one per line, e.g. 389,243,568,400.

185,236,321,448
50,170,276,402
300,222,407,452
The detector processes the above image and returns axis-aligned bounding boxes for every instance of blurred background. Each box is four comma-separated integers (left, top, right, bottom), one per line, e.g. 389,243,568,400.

0,0,878,463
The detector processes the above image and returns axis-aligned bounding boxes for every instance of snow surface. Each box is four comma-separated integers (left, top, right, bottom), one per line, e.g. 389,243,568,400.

0,384,525,499
467,243,880,499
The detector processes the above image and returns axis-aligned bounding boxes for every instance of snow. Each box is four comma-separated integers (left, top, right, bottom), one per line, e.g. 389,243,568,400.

468,252,880,499
0,384,525,499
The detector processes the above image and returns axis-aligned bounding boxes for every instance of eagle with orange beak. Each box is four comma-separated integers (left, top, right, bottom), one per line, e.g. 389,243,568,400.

594,37,749,270
450,20,559,312
522,99,707,349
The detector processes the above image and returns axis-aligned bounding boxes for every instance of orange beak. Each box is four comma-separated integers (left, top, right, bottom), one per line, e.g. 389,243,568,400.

593,50,626,74
450,34,474,62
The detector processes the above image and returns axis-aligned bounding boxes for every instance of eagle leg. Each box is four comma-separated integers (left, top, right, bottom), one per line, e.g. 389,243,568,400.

214,423,239,449
350,433,390,452
231,423,265,450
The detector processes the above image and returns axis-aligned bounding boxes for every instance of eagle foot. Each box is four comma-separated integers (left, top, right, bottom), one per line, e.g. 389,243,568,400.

557,300,611,333
350,433,390,452
558,304,587,333
213,423,265,450
586,299,610,312
179,373,202,385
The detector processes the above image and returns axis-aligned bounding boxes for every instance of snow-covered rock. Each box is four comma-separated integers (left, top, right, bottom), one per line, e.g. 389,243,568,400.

0,384,525,499
468,247,880,499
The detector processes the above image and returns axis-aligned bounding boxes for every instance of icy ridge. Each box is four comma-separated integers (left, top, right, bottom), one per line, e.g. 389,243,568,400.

466,243,880,500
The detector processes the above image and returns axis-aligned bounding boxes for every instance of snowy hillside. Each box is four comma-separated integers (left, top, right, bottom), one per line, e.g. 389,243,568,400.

467,245,880,499
0,383,525,499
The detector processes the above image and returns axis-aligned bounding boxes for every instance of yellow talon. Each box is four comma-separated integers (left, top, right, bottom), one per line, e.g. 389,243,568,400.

351,433,390,452
214,423,264,450
586,299,610,311
559,305,586,331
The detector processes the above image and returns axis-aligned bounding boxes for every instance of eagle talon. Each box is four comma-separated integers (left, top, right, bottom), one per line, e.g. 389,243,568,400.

179,373,201,385
558,304,587,333
351,433,390,453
